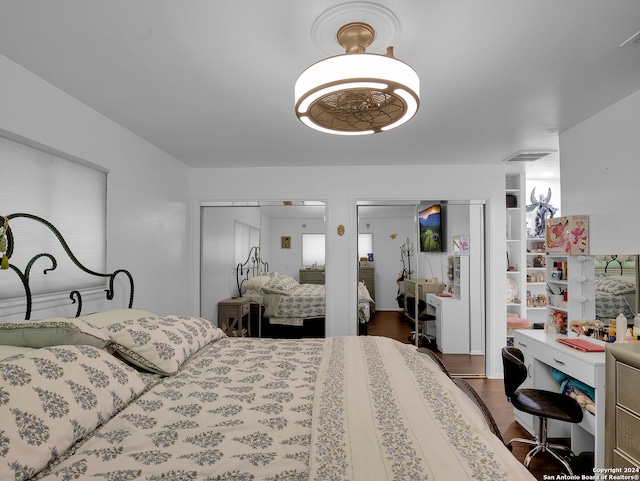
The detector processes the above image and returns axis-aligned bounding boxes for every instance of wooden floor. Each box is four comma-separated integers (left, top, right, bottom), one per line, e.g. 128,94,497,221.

365,309,485,376
366,310,595,480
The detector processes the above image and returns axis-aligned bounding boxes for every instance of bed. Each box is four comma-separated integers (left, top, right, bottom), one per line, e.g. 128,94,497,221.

0,213,536,480
240,270,374,336
1,311,534,481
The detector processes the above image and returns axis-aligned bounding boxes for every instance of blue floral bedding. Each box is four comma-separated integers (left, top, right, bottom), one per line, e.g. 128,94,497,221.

2,314,535,481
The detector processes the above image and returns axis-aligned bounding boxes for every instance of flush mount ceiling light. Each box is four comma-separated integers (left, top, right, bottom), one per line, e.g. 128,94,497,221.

295,21,420,135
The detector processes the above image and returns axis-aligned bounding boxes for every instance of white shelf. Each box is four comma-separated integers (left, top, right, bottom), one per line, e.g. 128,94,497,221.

505,173,525,328
545,254,595,332
452,255,469,300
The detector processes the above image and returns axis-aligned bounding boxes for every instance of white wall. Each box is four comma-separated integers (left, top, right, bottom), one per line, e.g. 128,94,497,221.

0,54,192,317
560,89,640,255
190,164,508,377
200,206,261,322
264,216,326,280
358,207,415,311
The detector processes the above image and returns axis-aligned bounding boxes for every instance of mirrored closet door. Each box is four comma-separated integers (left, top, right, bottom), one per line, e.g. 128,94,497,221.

200,202,326,339
357,200,486,376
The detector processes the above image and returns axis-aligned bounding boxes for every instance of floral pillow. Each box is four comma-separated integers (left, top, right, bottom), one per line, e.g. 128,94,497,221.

103,315,225,375
261,272,299,294
595,276,635,295
0,318,110,349
78,308,157,328
0,345,150,480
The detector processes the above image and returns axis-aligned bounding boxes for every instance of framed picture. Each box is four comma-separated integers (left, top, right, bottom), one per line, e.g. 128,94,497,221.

545,215,589,255
280,236,291,249
459,234,470,256
418,204,443,252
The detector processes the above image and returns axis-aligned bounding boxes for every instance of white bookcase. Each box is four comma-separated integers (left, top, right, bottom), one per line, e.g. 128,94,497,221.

452,255,469,300
506,174,525,336
525,237,547,328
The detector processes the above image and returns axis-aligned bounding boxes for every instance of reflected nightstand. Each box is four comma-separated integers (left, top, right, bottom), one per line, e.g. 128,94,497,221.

218,297,251,337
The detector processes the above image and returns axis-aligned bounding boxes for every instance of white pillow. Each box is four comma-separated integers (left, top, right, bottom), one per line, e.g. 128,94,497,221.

103,315,225,375
0,318,110,348
78,308,157,328
243,275,269,290
0,345,150,480
358,281,374,303
243,287,263,303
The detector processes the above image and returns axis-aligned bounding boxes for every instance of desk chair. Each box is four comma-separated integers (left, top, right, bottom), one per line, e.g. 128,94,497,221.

501,347,584,475
406,297,436,348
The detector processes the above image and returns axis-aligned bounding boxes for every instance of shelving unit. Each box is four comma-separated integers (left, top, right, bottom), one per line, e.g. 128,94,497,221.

525,237,547,328
545,254,595,333
452,255,469,300
506,174,525,342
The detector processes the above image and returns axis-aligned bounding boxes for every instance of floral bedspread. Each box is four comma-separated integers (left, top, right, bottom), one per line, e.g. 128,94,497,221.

31,336,535,481
263,284,326,326
309,336,536,481
35,337,324,481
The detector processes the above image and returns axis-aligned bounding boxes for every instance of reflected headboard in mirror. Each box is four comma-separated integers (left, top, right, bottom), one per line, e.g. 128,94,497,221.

594,254,638,321
235,245,269,299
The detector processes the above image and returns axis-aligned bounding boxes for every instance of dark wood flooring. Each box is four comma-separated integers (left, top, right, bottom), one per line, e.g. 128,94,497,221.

365,310,595,481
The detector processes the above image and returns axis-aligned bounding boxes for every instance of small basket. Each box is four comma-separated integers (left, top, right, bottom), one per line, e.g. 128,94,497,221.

544,322,562,334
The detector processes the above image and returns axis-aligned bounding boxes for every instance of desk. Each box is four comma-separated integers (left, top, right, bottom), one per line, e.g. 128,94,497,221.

513,330,606,467
425,294,469,354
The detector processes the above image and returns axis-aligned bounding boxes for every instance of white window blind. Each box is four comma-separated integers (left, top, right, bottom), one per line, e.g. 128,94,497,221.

234,221,260,266
0,131,107,303
302,234,325,266
358,233,373,259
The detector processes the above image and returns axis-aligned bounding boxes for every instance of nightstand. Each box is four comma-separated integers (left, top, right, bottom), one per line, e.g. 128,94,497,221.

218,297,251,337
299,268,325,284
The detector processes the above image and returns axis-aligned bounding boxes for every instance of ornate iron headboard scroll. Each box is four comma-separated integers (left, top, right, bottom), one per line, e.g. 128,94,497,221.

1,213,134,320
235,246,269,298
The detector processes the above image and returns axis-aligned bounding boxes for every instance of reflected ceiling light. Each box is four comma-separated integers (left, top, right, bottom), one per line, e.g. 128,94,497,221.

295,22,419,135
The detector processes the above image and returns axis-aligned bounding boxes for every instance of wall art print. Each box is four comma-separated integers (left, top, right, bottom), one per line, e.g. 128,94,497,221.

545,215,589,255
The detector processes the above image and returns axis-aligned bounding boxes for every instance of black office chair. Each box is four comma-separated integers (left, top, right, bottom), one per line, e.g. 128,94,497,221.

501,347,584,475
407,297,436,348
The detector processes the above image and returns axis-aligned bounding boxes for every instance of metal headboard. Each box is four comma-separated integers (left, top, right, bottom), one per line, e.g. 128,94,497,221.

0,212,134,320
235,246,268,298
603,255,624,276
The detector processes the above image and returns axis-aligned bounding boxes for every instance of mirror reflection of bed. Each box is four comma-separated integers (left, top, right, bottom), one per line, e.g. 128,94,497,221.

593,254,638,323
200,201,328,338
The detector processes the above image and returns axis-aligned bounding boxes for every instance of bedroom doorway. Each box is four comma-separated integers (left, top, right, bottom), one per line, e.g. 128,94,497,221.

357,200,486,377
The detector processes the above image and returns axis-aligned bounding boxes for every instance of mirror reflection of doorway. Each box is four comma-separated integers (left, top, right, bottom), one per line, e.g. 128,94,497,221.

357,200,486,377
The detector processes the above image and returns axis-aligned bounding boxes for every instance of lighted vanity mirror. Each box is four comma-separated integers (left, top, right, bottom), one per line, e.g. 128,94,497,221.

200,201,326,339
593,254,639,322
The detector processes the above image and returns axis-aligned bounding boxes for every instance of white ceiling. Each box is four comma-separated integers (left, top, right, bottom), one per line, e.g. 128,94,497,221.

0,1,639,176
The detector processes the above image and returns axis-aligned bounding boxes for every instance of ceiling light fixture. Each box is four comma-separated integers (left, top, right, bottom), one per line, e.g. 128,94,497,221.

295,22,419,135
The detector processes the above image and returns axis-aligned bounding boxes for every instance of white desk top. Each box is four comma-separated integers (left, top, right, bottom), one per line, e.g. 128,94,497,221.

516,330,606,366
